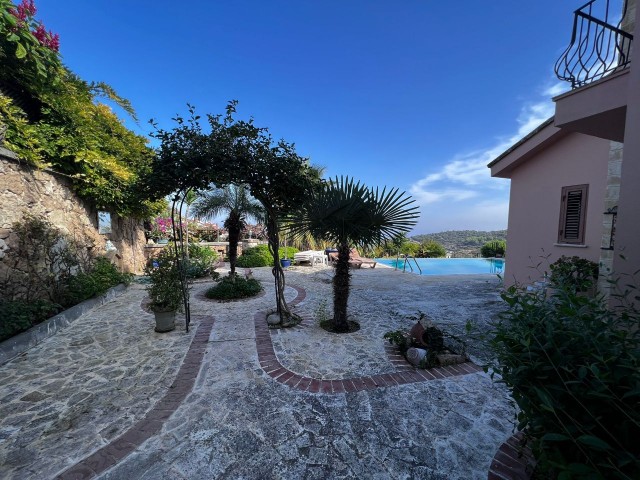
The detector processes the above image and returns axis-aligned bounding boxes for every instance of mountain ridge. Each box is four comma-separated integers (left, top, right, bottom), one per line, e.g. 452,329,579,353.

412,230,507,257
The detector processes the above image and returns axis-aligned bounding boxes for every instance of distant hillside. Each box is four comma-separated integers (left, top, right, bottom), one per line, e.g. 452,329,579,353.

412,230,507,257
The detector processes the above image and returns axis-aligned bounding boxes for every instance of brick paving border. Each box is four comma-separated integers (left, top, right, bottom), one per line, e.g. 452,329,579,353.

53,282,490,478
55,314,215,480
256,285,483,394
487,432,536,480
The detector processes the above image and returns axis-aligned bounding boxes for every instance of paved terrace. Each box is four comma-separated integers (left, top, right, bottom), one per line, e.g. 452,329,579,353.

0,265,516,479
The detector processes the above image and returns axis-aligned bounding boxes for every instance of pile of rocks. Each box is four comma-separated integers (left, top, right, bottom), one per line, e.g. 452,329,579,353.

396,317,469,369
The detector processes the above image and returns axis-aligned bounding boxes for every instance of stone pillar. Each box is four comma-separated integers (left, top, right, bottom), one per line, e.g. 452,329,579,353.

598,141,623,296
612,0,640,290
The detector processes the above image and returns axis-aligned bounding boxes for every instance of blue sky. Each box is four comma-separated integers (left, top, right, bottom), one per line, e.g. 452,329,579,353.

36,1,584,234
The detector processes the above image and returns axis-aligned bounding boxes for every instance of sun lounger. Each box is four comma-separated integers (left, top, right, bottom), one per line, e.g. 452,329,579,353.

327,249,376,268
350,248,376,268
293,250,328,267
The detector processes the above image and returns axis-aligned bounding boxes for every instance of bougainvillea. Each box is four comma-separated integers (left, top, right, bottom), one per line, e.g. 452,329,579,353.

0,0,163,218
8,0,59,51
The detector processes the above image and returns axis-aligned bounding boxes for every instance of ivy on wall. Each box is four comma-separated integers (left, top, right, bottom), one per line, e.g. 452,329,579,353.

0,0,163,217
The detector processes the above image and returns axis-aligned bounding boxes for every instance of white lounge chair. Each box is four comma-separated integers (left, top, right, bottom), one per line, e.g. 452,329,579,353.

293,250,327,267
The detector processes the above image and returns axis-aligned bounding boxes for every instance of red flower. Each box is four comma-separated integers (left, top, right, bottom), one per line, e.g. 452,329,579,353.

46,32,60,52
13,0,37,20
32,23,47,43
9,0,61,53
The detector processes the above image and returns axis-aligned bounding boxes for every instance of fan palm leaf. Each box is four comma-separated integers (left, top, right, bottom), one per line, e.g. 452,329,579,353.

192,184,264,274
288,176,419,331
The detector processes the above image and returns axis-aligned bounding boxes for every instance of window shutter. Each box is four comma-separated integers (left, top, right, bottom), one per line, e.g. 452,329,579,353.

558,185,588,244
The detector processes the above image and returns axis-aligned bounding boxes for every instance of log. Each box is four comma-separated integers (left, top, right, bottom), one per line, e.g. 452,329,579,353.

406,347,427,366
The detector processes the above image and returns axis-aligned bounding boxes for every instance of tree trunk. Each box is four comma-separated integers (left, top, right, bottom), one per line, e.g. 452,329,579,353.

227,212,241,275
185,205,190,259
265,215,292,324
332,243,351,332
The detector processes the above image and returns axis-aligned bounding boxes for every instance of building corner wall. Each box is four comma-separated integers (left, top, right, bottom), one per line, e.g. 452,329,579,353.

612,1,640,285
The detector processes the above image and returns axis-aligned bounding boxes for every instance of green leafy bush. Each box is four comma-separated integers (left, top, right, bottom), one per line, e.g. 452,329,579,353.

0,214,92,304
489,276,640,479
236,244,298,268
549,255,598,293
0,1,163,217
205,274,263,300
0,214,133,340
420,239,446,258
66,257,133,305
185,244,218,278
0,299,61,342
480,240,506,258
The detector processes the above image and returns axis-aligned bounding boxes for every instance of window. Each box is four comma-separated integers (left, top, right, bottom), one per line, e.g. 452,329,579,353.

98,211,112,234
558,185,588,244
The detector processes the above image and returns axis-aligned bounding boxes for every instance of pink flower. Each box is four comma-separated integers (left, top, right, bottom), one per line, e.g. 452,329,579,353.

47,32,60,52
11,0,36,22
23,0,37,17
32,23,47,44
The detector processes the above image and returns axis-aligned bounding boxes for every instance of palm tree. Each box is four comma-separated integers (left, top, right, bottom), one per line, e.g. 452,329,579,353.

192,184,264,275
289,176,419,332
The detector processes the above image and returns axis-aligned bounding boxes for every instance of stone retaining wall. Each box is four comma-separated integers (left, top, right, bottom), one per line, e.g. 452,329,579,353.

0,148,147,273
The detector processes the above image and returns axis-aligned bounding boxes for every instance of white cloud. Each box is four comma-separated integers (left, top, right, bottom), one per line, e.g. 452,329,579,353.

409,187,478,204
543,82,568,97
410,90,556,204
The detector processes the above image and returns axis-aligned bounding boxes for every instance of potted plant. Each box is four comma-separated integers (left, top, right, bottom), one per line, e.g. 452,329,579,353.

145,249,186,332
280,235,292,268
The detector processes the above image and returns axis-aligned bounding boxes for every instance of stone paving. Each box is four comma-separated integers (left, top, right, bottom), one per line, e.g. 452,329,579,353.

0,264,517,479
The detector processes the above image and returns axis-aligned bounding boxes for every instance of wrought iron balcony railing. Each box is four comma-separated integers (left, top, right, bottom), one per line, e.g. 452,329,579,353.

555,0,634,88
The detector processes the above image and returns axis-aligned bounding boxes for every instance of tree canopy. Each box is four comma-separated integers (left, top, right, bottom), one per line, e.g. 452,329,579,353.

0,0,163,217
147,101,322,325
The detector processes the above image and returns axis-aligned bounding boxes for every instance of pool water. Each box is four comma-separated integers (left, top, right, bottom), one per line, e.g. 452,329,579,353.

376,257,505,275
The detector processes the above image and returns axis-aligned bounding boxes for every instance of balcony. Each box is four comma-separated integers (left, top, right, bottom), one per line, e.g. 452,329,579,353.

555,0,633,88
553,0,634,142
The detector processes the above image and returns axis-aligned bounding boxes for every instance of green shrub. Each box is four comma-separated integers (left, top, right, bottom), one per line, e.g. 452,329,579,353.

236,244,270,267
205,274,263,300
480,240,506,258
489,275,640,479
549,255,598,293
185,244,218,278
279,246,298,261
0,299,61,342
65,257,133,305
236,244,298,268
420,240,446,258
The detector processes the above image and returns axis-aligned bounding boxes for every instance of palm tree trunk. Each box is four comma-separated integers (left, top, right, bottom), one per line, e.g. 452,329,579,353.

332,243,351,332
227,214,241,275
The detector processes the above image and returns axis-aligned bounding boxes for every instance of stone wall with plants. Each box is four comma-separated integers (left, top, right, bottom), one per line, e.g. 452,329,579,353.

0,150,147,273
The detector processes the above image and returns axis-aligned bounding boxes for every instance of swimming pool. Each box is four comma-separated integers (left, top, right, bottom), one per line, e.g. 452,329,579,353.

376,257,505,275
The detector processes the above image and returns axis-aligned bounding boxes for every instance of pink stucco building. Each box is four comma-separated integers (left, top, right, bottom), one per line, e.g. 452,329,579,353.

490,0,639,291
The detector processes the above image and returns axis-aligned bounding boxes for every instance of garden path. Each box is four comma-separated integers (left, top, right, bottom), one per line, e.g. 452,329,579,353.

0,266,515,479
